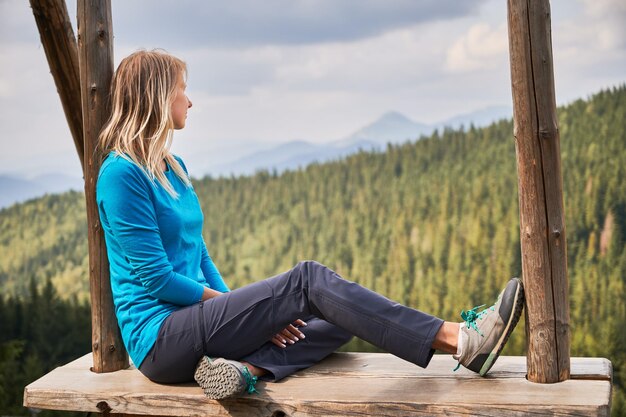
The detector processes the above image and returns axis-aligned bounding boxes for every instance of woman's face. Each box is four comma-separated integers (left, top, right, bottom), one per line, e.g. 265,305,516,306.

171,74,192,130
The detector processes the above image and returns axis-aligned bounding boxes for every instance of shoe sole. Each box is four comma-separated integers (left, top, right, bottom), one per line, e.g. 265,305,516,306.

194,356,243,399
478,278,524,376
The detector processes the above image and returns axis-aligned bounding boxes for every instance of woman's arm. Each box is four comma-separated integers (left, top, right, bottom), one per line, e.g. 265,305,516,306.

200,242,230,293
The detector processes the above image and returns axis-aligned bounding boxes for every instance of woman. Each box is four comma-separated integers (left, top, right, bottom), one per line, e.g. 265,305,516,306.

96,50,524,400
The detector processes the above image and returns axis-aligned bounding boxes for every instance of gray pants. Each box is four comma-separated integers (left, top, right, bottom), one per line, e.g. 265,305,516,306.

139,261,444,383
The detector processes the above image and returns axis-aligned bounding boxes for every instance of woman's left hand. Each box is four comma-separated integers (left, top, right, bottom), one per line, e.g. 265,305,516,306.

270,319,307,348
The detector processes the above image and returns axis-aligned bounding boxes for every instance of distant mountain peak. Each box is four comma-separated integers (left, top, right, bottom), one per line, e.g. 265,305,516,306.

377,111,415,123
338,111,430,147
362,111,424,130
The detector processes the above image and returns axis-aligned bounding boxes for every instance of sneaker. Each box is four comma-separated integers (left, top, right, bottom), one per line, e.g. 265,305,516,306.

194,356,258,399
453,277,524,376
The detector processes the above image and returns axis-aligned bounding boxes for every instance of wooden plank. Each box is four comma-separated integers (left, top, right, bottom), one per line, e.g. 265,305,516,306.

296,353,611,381
76,0,128,372
50,353,612,380
30,0,84,172
24,353,612,417
507,0,570,383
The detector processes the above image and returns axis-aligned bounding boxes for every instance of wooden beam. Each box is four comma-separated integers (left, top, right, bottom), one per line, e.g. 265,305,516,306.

77,0,128,373
507,0,570,383
30,0,84,173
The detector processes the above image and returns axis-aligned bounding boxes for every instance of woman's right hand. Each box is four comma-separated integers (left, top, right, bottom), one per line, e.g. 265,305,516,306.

201,287,223,301
270,319,307,348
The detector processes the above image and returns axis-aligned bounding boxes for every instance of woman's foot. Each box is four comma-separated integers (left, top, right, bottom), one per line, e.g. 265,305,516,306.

453,277,525,376
194,357,259,399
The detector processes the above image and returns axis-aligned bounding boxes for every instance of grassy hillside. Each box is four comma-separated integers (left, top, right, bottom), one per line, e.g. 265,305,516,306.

1,85,625,414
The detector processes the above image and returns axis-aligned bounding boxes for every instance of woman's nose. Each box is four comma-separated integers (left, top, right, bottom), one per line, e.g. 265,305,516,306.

187,97,193,108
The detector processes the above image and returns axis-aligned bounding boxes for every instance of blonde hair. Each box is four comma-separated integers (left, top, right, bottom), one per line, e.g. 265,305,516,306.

99,49,190,197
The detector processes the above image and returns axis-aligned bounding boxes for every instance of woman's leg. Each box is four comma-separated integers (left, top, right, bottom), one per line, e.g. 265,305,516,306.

140,260,443,383
200,261,444,368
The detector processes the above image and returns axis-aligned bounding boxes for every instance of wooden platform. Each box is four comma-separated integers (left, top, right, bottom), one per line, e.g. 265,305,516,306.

24,353,612,416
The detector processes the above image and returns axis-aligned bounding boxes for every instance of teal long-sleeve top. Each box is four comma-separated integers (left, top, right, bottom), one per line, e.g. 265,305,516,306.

96,152,229,368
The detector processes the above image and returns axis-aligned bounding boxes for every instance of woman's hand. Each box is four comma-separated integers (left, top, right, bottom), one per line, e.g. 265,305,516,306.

201,287,223,301
270,319,307,348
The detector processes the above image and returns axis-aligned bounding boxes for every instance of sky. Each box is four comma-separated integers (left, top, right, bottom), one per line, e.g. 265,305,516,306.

0,0,624,179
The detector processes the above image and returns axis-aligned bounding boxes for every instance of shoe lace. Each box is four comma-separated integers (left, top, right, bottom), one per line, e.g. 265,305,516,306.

460,304,495,337
241,365,259,394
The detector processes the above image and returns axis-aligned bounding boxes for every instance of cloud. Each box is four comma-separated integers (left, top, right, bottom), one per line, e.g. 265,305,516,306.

445,23,508,73
551,0,626,101
182,18,457,98
107,0,484,48
579,0,626,49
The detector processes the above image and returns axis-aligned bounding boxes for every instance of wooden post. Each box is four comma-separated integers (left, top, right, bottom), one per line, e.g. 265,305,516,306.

30,0,84,172
77,0,128,372
507,0,570,383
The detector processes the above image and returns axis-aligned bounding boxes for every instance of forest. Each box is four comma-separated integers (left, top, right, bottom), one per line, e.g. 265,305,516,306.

0,85,624,415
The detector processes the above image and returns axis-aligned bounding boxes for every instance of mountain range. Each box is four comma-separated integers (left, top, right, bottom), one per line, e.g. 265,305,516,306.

194,105,511,177
0,173,84,209
0,105,511,208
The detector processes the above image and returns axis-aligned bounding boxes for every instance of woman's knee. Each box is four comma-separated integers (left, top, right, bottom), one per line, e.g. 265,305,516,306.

295,260,330,279
296,260,321,270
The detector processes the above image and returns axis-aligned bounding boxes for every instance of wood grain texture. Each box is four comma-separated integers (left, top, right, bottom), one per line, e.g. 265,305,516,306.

24,353,612,417
507,0,570,383
30,0,84,172
77,0,128,373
